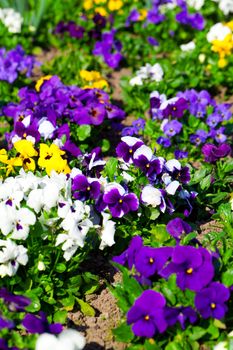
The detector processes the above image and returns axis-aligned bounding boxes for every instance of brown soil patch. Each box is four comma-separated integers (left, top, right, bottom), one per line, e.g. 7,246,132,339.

68,272,126,350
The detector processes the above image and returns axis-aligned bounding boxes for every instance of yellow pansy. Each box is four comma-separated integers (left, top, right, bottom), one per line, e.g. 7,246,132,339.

95,7,108,16
211,34,233,59
139,9,147,21
0,149,8,163
226,21,233,31
108,0,123,11
83,0,93,10
80,70,101,82
35,75,53,92
80,69,108,89
94,0,107,4
218,58,228,68
38,143,70,176
14,140,38,171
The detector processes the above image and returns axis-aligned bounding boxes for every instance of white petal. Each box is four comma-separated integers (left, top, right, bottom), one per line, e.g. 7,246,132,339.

133,145,153,161
166,180,180,195
141,185,162,207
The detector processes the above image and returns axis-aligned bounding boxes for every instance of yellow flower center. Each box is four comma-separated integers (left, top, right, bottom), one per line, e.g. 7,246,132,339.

119,199,123,203
149,257,154,264
211,303,216,309
186,268,193,274
144,315,150,321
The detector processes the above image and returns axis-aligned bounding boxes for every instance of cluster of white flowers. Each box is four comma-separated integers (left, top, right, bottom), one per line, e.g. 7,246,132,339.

129,63,164,86
212,0,233,15
186,0,205,10
36,329,86,350
0,8,23,33
207,22,232,42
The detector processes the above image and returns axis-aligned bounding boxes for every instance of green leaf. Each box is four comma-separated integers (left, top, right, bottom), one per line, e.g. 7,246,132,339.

182,232,197,245
210,192,228,204
200,174,212,190
165,342,183,350
189,326,207,341
105,158,118,181
53,310,68,324
76,298,95,316
191,168,207,184
101,139,110,152
24,292,41,312
77,125,91,141
222,269,233,287
55,263,67,273
112,322,134,343
61,295,75,311
213,319,226,329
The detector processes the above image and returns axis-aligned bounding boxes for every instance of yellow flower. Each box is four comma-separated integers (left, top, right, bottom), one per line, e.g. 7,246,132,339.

38,143,70,176
95,6,108,16
80,70,108,89
80,70,101,82
108,0,123,11
226,20,233,31
211,34,233,59
218,57,228,68
0,149,8,164
83,0,93,10
94,0,107,4
14,140,38,171
35,75,53,92
139,9,147,21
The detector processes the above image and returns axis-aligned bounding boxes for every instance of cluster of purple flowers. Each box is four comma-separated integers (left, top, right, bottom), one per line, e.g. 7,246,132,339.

116,136,195,216
126,0,204,32
113,234,230,338
0,45,39,84
0,288,62,349
148,89,232,160
3,76,125,156
93,29,123,69
55,13,108,41
121,118,146,137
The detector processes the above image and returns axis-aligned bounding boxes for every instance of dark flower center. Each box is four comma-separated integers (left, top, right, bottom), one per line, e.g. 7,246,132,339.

169,128,174,133
87,186,91,191
23,158,31,165
90,108,98,117
149,257,154,264
129,149,133,153
146,163,150,168
186,268,193,274
45,154,52,160
211,303,216,309
172,106,177,111
144,315,150,321
119,199,123,203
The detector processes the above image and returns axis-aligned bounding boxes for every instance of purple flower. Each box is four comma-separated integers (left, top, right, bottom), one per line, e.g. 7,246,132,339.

174,150,188,159
103,184,139,218
133,145,164,180
160,246,214,291
116,136,143,163
157,136,171,148
215,104,232,121
206,113,222,128
176,10,205,30
166,218,192,242
127,290,167,337
147,8,165,24
22,312,62,334
0,288,31,312
202,143,231,163
135,246,173,278
165,306,197,329
112,235,143,269
0,317,14,330
162,97,188,118
147,36,159,46
190,129,208,145
72,174,100,201
210,127,227,143
195,282,230,319
163,120,183,137
121,126,136,136
126,9,140,26
132,118,146,131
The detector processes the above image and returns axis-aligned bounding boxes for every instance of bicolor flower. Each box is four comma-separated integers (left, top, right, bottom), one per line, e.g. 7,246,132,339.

133,145,164,180
102,183,139,218
0,240,28,277
116,136,143,163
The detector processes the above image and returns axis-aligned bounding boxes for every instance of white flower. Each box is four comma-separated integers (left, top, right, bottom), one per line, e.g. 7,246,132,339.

213,341,228,350
148,63,164,82
10,208,36,240
99,213,116,250
207,23,231,42
38,118,56,140
165,180,180,195
186,0,204,10
0,240,28,277
180,41,196,52
36,329,86,350
141,185,162,208
165,159,181,172
0,8,23,33
129,75,144,86
218,0,233,15
121,171,135,183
